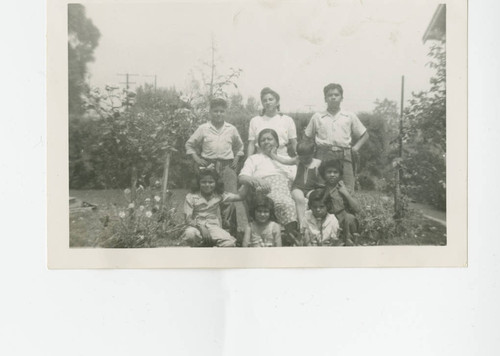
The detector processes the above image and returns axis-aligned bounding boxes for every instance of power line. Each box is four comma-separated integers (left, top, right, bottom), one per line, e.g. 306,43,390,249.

117,73,138,106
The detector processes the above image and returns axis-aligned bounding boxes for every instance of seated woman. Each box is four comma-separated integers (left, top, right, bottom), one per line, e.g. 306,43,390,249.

239,128,300,246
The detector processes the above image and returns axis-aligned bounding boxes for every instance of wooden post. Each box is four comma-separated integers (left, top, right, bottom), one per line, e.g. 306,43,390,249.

394,75,404,219
161,151,172,231
130,165,137,201
161,151,172,209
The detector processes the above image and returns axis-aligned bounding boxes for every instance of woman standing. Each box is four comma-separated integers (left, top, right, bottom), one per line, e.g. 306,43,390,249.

247,87,298,158
239,129,300,245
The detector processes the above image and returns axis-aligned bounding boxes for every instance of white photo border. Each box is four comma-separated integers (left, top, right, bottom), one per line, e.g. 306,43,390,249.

47,0,467,268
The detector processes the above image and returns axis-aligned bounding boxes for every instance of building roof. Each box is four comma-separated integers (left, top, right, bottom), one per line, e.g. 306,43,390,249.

423,4,446,43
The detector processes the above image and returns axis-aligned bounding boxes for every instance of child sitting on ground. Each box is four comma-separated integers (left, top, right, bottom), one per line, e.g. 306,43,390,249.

242,196,282,247
303,188,340,246
267,141,322,230
182,168,243,247
318,159,360,246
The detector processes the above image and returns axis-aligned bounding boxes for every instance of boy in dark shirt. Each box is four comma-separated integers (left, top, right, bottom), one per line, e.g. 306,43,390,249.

318,160,360,245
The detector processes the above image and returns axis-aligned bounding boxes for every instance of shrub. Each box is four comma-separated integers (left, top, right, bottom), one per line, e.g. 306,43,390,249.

70,85,202,190
401,148,446,210
355,192,426,245
95,186,187,248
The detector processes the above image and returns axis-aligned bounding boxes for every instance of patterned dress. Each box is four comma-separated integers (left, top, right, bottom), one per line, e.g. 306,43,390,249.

240,153,297,226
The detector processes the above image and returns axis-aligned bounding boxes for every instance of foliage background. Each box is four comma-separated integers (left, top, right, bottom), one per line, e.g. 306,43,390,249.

68,4,446,213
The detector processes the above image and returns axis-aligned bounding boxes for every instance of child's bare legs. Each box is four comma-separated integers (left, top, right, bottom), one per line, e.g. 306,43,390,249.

291,188,306,229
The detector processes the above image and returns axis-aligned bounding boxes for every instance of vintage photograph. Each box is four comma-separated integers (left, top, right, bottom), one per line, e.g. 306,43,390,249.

48,0,466,267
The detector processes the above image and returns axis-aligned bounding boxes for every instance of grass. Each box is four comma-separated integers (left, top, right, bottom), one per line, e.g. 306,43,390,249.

69,188,446,248
70,189,188,247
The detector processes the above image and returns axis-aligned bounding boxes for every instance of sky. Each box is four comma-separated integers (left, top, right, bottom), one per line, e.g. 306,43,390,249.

84,0,440,113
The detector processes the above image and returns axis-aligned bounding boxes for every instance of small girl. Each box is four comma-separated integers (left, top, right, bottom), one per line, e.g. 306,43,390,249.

182,168,243,247
268,141,322,229
242,196,282,247
303,188,340,246
318,159,360,246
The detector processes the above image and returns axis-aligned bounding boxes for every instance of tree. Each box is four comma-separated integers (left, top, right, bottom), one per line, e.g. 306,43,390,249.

405,42,446,152
68,4,100,116
184,36,242,120
355,99,398,190
402,40,446,210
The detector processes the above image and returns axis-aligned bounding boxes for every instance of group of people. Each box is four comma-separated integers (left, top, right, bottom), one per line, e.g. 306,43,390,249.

183,83,369,247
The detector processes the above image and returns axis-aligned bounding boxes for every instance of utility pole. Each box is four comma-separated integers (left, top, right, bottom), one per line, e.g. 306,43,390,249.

144,74,157,92
209,34,216,99
117,73,138,199
117,73,138,107
394,75,405,219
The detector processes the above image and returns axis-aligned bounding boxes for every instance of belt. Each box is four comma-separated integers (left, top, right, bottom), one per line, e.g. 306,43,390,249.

317,146,350,152
202,157,233,163
201,158,233,174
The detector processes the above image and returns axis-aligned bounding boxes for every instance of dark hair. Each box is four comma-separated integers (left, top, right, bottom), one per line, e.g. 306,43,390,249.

323,83,344,98
249,195,277,222
260,87,281,115
191,168,225,194
258,128,280,147
307,188,333,211
318,159,343,179
296,141,316,155
209,98,227,110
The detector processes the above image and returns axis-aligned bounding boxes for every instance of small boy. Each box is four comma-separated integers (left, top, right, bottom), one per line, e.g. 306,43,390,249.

318,159,360,245
303,188,340,246
267,141,322,229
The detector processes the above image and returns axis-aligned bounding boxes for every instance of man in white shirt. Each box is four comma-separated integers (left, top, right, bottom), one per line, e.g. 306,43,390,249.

304,83,369,191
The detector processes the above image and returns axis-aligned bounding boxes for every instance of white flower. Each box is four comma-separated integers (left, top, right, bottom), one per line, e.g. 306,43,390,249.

154,196,161,202
139,205,145,211
145,198,151,203
155,180,161,186
124,188,131,195
128,203,135,209
137,185,144,191
119,211,126,218
138,235,145,240
145,211,153,218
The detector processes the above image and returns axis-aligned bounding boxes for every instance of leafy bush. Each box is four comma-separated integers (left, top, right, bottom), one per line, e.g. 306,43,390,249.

402,41,446,210
69,85,202,189
401,149,446,210
96,186,187,248
356,192,427,245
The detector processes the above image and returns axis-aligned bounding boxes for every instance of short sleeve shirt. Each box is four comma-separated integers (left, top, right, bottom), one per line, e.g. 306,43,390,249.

248,114,297,156
303,211,340,245
304,110,366,148
183,192,238,226
185,122,244,160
